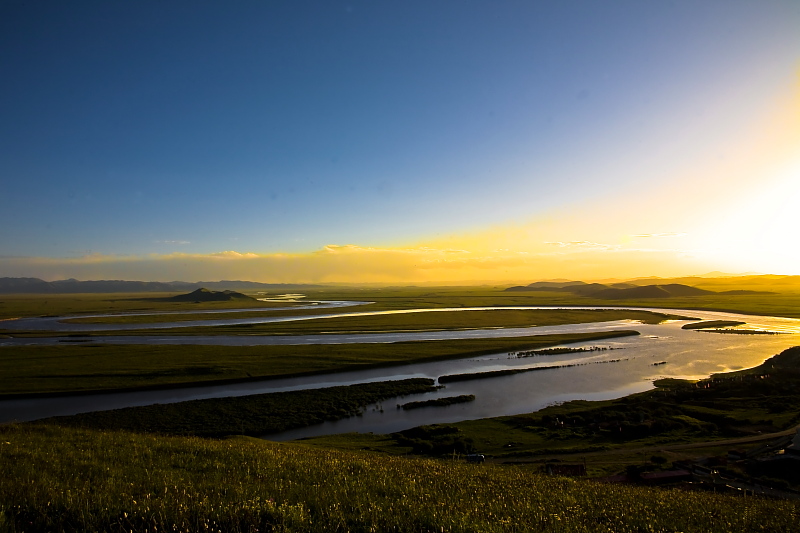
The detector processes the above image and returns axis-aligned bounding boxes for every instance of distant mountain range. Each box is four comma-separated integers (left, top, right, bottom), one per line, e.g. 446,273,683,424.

0,277,320,294
505,280,773,299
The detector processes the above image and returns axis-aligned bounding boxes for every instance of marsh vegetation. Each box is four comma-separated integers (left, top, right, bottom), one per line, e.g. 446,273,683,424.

38,379,439,438
399,394,475,410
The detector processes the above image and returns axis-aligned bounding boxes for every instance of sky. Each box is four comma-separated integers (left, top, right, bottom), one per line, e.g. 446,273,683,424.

1,1,799,284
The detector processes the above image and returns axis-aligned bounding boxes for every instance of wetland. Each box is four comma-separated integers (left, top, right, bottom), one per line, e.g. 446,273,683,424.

3,289,800,439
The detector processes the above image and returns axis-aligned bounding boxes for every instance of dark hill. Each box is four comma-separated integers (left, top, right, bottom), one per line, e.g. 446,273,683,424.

566,283,612,296
591,285,673,299
51,279,181,293
526,281,588,289
609,282,637,289
504,281,588,292
169,288,255,302
0,277,55,293
504,281,613,295
657,283,714,296
504,280,716,299
591,284,712,299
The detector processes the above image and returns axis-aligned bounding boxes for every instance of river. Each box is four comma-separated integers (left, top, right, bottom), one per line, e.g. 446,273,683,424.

1,305,799,439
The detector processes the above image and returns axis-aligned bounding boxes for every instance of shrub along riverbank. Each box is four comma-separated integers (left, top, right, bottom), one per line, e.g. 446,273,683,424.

399,394,475,410
681,320,745,329
437,356,628,383
38,379,438,438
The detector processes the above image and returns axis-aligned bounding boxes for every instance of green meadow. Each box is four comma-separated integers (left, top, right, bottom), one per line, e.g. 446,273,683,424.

0,292,295,321
81,308,683,336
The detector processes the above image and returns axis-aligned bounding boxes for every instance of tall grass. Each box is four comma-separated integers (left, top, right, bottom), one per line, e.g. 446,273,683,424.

1,424,798,532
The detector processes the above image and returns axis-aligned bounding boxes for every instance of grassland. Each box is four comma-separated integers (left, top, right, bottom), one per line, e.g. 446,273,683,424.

1,423,798,532
301,284,800,319
60,305,360,325
0,292,298,320
5,280,800,324
78,308,681,336
285,283,800,319
0,331,636,396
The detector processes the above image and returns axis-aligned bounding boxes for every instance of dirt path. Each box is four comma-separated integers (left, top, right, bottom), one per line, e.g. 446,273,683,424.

497,425,799,464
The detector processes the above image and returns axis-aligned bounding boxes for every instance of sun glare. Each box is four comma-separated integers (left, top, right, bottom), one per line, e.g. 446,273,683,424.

689,158,800,274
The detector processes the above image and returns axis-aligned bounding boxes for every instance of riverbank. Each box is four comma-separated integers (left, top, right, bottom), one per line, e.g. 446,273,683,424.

34,379,441,438
303,346,800,482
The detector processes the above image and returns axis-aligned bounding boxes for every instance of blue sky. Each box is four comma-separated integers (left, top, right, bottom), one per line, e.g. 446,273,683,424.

1,1,799,282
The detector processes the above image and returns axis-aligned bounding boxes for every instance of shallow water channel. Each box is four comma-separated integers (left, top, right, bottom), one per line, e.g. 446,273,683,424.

2,305,799,439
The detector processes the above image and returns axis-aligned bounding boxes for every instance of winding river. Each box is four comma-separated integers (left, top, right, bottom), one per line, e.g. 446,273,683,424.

2,303,799,439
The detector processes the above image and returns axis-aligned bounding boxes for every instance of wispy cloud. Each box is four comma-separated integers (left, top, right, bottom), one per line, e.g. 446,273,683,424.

545,241,618,251
209,251,259,258
631,233,687,238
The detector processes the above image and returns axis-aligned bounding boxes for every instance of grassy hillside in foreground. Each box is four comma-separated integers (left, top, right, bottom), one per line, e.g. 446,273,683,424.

1,424,799,532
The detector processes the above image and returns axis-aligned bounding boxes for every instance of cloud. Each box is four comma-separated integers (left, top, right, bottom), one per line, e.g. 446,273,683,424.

155,240,191,245
544,241,619,251
631,233,687,239
209,251,259,258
